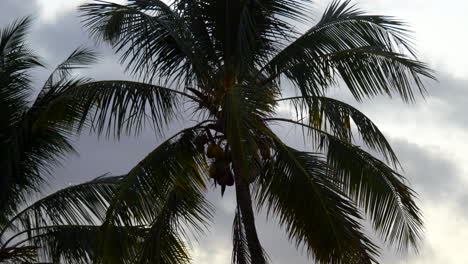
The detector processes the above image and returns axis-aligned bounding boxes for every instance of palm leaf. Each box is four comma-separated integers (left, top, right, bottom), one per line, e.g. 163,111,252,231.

264,118,423,252
256,133,378,263
279,95,399,166
1,175,120,238
262,0,433,101
68,80,193,138
80,0,209,84
231,206,249,264
0,17,44,225
37,47,97,101
97,125,213,264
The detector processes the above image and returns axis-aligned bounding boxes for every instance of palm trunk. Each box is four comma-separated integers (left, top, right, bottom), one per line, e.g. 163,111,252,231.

233,164,266,264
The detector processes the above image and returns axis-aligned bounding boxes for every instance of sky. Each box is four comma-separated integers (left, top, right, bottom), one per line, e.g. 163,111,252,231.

3,0,468,263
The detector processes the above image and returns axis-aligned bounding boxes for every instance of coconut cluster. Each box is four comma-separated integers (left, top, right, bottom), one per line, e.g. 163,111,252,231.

207,143,234,186
194,133,272,191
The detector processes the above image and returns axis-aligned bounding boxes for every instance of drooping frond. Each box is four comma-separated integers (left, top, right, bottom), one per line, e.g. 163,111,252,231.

279,95,399,166
69,80,192,138
0,16,42,124
0,175,121,264
31,224,151,264
37,47,98,101
231,206,249,264
264,118,423,252
97,126,213,264
326,137,422,252
0,245,37,264
263,0,433,101
133,184,209,264
256,134,378,263
80,0,209,85
0,17,44,225
1,175,120,237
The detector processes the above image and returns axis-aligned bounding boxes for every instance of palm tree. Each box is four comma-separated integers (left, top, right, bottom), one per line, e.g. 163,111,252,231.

75,0,434,263
0,17,120,263
0,16,103,224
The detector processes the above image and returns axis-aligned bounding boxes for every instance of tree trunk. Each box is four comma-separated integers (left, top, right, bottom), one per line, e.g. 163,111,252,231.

233,164,266,264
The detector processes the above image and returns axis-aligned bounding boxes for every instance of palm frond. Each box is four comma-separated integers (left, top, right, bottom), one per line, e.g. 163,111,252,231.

37,47,98,101
256,133,378,263
0,245,37,264
0,175,121,264
326,137,422,252
80,0,209,85
1,175,120,238
134,184,208,264
262,0,433,101
97,125,213,263
0,17,44,225
279,95,399,166
231,206,249,264
32,224,150,264
69,80,190,138
264,118,423,252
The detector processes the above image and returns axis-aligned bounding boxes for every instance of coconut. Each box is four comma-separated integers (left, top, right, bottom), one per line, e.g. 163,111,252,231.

217,170,234,186
213,146,225,160
225,170,234,186
207,144,224,159
206,144,216,158
194,134,207,152
215,160,228,176
259,144,271,160
208,165,217,178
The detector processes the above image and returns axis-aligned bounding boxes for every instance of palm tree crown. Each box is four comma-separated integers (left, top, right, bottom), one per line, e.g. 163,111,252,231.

75,0,434,263
0,17,123,263
0,16,101,224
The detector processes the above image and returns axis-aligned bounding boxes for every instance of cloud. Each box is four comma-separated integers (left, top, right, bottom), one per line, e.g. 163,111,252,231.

391,139,460,201
0,0,36,25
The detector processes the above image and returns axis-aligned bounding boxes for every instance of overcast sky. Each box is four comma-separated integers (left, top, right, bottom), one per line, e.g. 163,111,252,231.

4,0,468,263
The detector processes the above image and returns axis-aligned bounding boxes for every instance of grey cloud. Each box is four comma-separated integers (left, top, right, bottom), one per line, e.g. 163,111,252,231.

425,74,468,128
29,12,127,81
390,139,460,201
0,0,38,25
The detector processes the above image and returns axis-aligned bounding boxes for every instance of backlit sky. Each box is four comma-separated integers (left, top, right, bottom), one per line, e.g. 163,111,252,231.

3,0,468,263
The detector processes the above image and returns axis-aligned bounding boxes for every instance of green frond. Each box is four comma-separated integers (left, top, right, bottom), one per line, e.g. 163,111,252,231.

97,126,213,264
69,80,189,138
0,175,122,264
326,137,423,252
0,16,43,127
37,47,98,101
256,134,378,263
231,207,249,264
264,118,423,252
29,225,101,264
263,0,433,101
80,0,208,84
0,245,37,264
279,95,399,166
134,185,208,264
1,175,120,238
